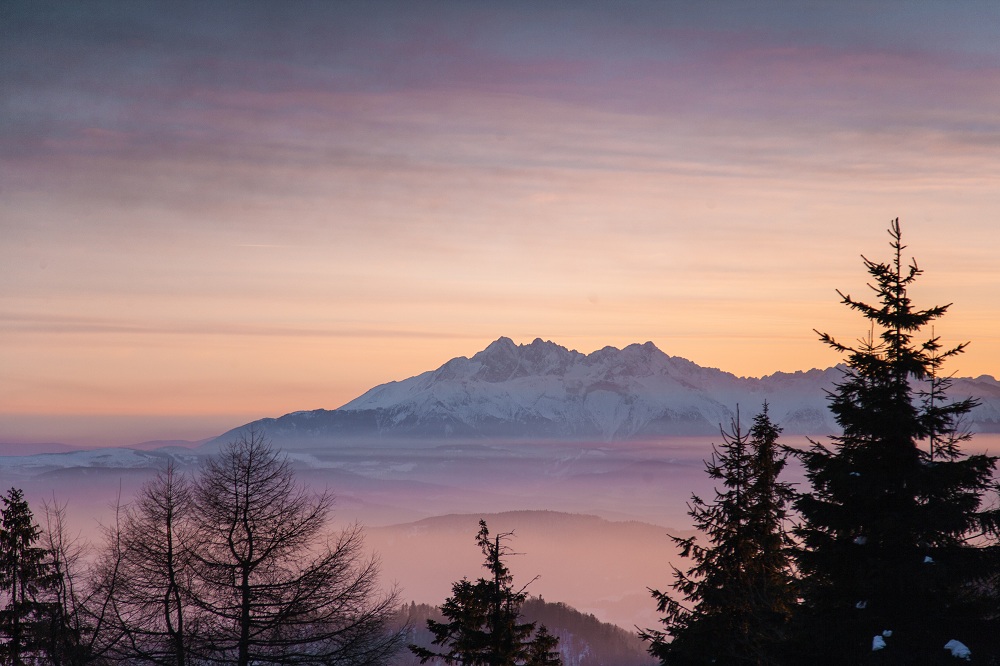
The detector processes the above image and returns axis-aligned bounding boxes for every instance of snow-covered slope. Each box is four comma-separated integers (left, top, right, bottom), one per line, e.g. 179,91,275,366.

338,337,834,438
210,337,1000,444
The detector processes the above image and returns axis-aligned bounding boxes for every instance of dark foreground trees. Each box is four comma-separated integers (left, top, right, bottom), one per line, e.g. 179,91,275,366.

643,406,795,665
0,429,401,666
0,487,55,663
411,520,562,666
0,434,403,666
647,219,1000,663
793,219,999,662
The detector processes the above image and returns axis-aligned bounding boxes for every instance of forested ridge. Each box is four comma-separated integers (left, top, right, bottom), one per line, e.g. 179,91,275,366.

394,600,653,666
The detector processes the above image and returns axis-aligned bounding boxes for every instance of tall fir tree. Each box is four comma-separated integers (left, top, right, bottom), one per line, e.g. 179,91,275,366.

411,520,562,666
793,219,999,662
744,405,798,658
644,405,795,665
0,488,56,665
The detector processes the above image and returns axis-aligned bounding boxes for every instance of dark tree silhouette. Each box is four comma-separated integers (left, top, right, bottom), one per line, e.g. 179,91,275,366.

643,405,795,665
411,520,562,666
186,429,401,666
792,219,999,662
36,496,126,665
101,463,194,665
0,487,54,664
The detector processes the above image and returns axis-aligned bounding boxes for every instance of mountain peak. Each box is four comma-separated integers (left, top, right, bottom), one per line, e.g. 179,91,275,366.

483,336,517,353
621,340,664,355
468,336,578,382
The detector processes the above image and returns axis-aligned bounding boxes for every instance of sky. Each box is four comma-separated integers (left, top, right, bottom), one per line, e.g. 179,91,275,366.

3,1,1000,446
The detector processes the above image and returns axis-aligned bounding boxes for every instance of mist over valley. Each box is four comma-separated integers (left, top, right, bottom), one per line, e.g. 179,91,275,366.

3,338,998,633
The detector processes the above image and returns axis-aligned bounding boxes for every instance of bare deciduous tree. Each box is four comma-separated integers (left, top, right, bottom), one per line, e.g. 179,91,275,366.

186,429,401,666
39,495,128,665
101,464,194,665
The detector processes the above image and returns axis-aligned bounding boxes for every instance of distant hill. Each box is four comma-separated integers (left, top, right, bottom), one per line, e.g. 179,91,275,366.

129,438,210,451
0,442,80,456
391,599,655,666
209,336,1000,446
366,510,691,630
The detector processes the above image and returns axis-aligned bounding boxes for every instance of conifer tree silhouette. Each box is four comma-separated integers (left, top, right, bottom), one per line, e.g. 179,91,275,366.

644,405,795,665
793,219,999,662
411,520,562,666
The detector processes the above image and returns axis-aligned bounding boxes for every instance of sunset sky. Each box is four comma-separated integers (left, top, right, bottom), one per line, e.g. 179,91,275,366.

3,1,1000,446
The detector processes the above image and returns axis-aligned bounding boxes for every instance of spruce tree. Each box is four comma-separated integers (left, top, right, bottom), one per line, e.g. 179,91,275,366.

411,520,562,666
744,405,798,658
644,405,795,665
0,488,56,665
793,219,999,662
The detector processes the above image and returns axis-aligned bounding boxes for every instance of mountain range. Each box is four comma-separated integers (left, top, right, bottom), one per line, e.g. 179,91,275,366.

213,336,1000,445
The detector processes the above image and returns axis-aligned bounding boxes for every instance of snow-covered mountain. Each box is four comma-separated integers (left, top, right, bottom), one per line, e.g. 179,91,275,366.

339,337,839,438
213,337,1000,444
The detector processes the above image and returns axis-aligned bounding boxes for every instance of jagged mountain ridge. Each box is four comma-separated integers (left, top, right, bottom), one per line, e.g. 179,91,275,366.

338,336,840,438
211,337,1000,444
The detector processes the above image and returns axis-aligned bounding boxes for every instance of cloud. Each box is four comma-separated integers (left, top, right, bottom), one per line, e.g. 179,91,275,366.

0,313,475,340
